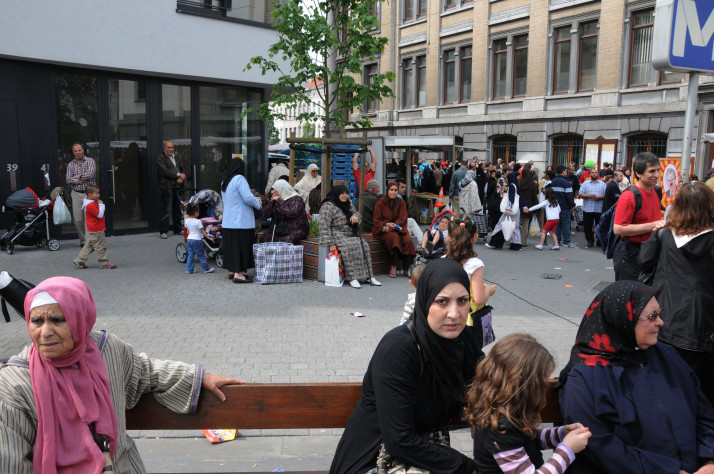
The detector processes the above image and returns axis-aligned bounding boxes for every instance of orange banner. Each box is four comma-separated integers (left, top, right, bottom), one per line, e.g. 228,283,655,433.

660,158,680,211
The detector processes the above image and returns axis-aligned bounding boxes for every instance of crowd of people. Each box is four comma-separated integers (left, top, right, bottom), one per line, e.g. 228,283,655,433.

12,142,711,472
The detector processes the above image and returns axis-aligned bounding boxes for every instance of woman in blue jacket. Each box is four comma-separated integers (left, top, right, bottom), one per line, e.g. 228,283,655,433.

221,158,261,283
558,281,714,474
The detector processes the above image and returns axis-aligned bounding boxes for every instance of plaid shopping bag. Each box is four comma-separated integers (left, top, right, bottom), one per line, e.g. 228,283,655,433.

252,242,303,284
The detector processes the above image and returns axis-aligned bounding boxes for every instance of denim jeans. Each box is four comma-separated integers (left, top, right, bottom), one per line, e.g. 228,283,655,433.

186,239,210,273
160,188,183,234
555,208,572,245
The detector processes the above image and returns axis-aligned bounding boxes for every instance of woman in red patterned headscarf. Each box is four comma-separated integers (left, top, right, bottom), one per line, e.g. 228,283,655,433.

372,181,416,277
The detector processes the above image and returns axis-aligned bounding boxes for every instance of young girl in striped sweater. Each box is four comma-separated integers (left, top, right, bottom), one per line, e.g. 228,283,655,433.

465,334,591,474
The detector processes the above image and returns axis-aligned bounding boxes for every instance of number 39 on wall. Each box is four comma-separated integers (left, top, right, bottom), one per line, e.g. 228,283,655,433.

7,164,18,172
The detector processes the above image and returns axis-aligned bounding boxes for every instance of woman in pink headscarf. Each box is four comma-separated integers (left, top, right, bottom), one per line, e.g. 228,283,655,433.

0,276,242,473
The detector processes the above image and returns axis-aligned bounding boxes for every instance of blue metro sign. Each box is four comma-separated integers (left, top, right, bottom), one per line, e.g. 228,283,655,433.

653,0,714,74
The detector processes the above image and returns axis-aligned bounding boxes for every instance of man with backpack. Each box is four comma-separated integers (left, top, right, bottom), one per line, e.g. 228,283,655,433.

547,165,577,248
612,152,666,280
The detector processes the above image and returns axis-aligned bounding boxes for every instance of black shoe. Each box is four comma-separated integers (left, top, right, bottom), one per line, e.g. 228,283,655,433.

586,241,594,248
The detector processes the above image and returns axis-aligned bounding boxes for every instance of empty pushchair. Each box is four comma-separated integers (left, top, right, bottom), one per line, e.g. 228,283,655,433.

0,187,61,254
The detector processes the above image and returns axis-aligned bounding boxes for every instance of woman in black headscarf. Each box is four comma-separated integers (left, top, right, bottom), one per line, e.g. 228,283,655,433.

221,158,261,283
330,258,481,474
558,281,714,474
318,185,381,289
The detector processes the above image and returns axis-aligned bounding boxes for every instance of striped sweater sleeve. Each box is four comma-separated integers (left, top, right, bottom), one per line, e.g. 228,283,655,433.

493,443,575,474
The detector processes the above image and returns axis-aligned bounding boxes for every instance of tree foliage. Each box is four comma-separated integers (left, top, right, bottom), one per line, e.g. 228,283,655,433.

302,122,316,138
267,117,280,144
244,0,395,138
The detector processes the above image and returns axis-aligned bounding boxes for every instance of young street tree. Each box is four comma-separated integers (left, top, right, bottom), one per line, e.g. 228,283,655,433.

244,0,395,139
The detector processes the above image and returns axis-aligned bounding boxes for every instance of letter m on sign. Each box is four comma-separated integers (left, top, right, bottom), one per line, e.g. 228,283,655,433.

672,0,714,60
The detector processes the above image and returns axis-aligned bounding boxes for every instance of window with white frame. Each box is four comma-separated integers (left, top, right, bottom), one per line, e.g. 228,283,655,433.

364,63,379,112
443,0,471,12
628,7,684,87
442,45,472,104
401,54,427,108
550,19,598,94
490,34,528,100
403,0,426,23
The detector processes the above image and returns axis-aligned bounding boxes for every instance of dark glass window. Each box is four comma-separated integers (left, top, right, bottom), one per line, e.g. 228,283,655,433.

461,46,472,102
513,35,528,97
578,21,598,91
493,39,507,99
417,56,427,107
553,27,571,93
443,50,456,104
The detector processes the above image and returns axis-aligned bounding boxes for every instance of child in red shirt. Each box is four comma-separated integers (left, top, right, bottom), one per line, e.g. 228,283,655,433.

73,185,116,269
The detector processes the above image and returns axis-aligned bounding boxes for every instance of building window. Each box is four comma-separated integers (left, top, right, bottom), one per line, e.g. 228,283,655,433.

513,35,528,97
578,21,598,91
493,135,517,163
364,64,378,112
444,0,456,11
460,46,472,102
404,0,426,21
552,135,583,168
493,39,508,99
553,26,571,93
629,9,653,87
417,56,427,107
402,59,414,108
444,50,456,104
627,133,667,167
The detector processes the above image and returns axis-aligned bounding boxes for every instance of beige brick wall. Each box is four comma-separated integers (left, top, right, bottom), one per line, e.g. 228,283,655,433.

527,0,548,96
596,0,626,91
472,0,489,102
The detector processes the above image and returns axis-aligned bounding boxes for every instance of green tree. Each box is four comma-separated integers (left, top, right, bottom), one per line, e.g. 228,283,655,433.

268,117,280,144
244,0,395,138
302,122,316,138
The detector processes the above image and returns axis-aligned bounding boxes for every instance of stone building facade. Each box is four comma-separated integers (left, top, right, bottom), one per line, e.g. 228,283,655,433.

354,0,714,176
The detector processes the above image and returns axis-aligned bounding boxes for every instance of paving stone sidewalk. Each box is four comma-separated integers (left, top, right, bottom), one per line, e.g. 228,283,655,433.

0,230,614,472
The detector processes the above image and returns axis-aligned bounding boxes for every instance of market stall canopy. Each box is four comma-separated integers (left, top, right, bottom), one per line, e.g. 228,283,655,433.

384,135,485,154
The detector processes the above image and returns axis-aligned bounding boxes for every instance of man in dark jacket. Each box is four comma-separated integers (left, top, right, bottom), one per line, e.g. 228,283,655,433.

449,161,468,212
156,140,186,239
602,169,623,212
546,165,576,247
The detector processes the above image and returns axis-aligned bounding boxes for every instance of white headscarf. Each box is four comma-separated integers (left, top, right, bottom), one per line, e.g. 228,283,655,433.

272,179,299,201
295,164,321,194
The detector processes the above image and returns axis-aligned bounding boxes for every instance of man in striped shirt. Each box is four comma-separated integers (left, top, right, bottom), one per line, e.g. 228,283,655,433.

65,143,96,245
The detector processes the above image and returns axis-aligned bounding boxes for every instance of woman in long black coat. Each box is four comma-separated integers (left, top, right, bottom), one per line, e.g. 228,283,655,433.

329,258,481,474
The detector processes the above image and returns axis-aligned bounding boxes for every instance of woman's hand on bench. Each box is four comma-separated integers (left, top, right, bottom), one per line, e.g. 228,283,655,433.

202,373,245,402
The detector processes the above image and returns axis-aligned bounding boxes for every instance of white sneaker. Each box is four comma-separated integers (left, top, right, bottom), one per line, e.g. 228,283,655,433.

369,277,382,286
551,245,560,250
349,279,361,289
534,244,543,250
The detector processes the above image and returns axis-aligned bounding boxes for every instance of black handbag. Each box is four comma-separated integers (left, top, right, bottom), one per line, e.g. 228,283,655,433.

638,228,662,286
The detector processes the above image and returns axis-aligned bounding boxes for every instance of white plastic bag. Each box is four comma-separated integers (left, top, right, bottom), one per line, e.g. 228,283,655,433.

501,216,516,241
53,194,71,225
324,251,344,287
499,184,519,213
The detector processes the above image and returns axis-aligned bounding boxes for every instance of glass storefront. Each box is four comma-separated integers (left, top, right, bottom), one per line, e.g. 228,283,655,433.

55,73,100,235
108,79,149,230
162,84,193,190
49,71,265,235
199,85,264,191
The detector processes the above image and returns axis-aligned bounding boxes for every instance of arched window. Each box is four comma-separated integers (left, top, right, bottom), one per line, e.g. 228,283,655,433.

552,134,583,168
492,135,517,163
627,133,667,167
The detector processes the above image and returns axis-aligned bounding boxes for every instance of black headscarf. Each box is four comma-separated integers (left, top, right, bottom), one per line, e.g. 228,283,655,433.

413,258,484,422
321,185,353,220
558,281,658,387
221,158,246,192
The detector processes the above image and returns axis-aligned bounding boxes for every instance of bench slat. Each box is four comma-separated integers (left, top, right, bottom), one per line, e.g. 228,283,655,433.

126,383,363,430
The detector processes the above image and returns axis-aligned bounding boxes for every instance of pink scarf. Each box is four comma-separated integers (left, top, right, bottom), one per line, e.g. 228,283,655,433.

25,277,118,474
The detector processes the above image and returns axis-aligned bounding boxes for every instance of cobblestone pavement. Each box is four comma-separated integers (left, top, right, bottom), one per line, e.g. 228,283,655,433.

0,230,615,472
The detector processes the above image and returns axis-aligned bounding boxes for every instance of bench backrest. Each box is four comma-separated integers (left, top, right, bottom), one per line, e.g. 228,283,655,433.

126,380,562,430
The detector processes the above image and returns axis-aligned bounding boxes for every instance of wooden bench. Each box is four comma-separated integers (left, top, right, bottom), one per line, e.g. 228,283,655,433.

126,380,562,473
299,235,389,280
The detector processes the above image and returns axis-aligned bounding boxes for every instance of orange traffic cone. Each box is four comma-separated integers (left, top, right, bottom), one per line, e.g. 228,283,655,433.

434,187,445,208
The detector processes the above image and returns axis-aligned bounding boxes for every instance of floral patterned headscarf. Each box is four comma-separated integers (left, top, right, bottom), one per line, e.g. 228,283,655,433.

558,281,658,387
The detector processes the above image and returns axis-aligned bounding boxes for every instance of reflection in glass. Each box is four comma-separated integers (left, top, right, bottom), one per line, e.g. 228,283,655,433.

55,73,100,234
513,37,527,97
162,84,192,187
417,56,426,107
493,40,507,99
199,85,264,191
461,47,472,102
403,59,414,108
444,50,455,103
108,79,149,230
630,9,653,86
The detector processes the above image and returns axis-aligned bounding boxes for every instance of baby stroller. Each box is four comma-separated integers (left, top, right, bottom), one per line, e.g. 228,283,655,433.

0,187,61,255
175,189,224,268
